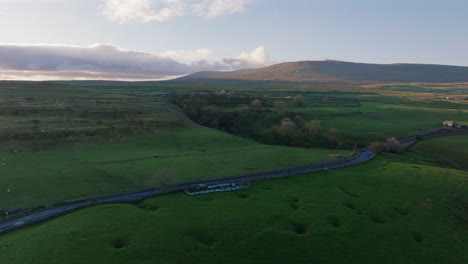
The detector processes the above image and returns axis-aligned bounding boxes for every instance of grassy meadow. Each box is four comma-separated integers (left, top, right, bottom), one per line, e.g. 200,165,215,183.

0,80,467,264
413,134,468,168
0,156,466,264
0,127,347,209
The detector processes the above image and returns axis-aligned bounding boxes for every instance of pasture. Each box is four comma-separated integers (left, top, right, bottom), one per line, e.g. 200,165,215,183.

0,80,467,264
0,127,347,208
0,156,466,264
413,134,468,168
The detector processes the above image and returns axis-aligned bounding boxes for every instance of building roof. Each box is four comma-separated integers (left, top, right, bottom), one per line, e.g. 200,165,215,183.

443,120,457,125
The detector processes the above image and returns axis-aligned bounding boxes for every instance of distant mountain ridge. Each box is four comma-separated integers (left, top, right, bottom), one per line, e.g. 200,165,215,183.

182,61,468,83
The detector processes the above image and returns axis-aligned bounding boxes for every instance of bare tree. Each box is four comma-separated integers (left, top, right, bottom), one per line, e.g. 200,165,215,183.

274,101,289,116
369,141,384,152
304,120,322,136
31,119,40,133
384,137,404,153
277,118,297,136
327,128,340,146
294,95,304,106
153,168,177,191
321,96,329,104
250,99,263,109
369,138,404,153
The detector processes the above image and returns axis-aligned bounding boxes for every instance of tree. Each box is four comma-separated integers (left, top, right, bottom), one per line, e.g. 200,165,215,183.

327,128,340,146
304,120,322,136
294,95,304,106
369,138,404,153
321,96,329,104
384,137,404,153
31,119,40,133
272,118,304,145
369,141,384,152
274,101,289,116
250,99,263,109
277,118,297,136
153,168,177,191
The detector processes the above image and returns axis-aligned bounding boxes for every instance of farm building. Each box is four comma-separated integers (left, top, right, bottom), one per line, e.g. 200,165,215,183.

443,120,460,128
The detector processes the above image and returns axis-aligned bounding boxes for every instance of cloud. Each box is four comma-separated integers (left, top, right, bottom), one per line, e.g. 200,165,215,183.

0,43,191,80
159,48,214,64
0,43,271,80
192,0,250,19
99,0,251,23
100,0,185,23
223,46,270,69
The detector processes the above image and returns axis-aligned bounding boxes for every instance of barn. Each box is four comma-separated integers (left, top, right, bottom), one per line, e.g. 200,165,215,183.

443,120,460,128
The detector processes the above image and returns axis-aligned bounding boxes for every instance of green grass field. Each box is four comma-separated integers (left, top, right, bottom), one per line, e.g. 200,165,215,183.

0,127,347,208
0,156,466,264
355,102,468,129
1,80,467,264
413,134,468,168
293,105,417,145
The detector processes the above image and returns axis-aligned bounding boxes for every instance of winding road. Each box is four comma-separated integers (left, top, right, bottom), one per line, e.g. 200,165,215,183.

1,129,467,235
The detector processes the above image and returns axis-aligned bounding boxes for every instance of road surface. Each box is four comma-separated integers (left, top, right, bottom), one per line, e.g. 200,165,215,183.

1,128,467,235
0,150,375,234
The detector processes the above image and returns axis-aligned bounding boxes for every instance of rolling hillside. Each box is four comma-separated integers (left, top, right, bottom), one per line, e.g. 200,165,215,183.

189,61,468,83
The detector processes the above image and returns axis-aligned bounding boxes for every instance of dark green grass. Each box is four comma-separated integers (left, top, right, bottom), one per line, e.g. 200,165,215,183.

0,81,94,96
292,105,417,145
0,156,466,264
0,81,467,263
0,127,346,208
413,134,468,168
355,102,468,129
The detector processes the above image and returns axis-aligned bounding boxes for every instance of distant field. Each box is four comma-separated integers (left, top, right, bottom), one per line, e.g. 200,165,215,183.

0,93,193,150
0,81,94,96
413,134,468,168
354,102,468,129
0,127,347,208
292,105,417,146
0,156,466,264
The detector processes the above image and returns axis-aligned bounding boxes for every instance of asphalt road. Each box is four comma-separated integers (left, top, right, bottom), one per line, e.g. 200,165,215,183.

0,149,375,234
1,129,467,235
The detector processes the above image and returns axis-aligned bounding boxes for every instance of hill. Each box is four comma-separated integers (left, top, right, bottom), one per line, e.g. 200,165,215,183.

191,61,468,83
175,70,249,81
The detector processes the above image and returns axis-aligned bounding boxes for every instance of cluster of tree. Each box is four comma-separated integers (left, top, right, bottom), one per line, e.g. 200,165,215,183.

265,117,341,148
170,93,344,149
170,92,264,108
369,137,405,153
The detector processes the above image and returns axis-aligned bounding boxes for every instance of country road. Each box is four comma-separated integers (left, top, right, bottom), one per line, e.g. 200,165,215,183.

0,151,375,234
1,129,467,235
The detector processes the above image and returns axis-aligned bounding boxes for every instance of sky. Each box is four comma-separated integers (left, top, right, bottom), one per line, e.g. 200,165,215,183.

0,0,467,80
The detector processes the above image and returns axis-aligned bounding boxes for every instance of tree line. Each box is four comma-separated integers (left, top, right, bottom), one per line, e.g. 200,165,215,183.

170,92,344,149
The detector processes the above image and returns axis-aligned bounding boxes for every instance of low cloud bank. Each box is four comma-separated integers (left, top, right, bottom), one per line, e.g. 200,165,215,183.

0,43,271,80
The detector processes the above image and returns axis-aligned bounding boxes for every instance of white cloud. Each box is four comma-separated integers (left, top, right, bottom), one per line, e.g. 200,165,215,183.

0,43,271,80
223,46,270,69
192,0,250,19
159,48,214,63
100,0,185,23
99,0,251,23
0,43,190,80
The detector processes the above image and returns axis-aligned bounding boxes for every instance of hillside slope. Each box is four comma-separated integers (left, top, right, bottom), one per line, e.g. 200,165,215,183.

208,61,468,83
